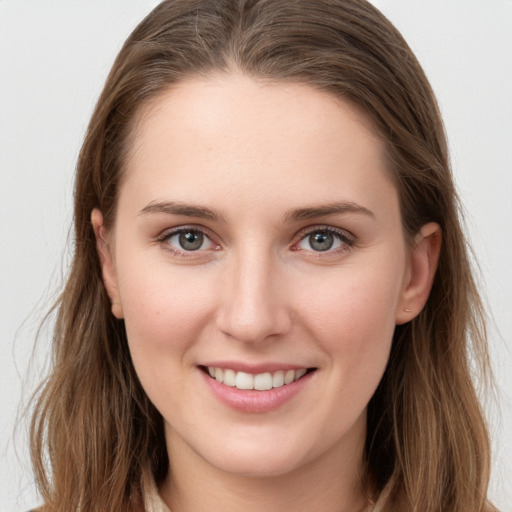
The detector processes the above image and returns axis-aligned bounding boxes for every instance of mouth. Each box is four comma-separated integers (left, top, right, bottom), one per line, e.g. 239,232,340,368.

201,366,316,391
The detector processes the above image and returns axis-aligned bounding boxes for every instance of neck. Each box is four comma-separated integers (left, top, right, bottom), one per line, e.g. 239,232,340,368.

159,419,368,512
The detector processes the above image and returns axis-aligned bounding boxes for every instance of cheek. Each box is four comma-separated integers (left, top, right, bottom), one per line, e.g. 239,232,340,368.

116,267,220,415
114,254,220,376
300,262,403,376
307,269,400,329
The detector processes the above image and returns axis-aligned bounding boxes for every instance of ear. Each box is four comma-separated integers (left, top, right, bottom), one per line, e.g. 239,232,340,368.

91,208,124,319
395,222,442,325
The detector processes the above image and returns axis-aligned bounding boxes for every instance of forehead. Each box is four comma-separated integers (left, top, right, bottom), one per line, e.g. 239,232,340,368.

129,73,383,158
120,74,396,219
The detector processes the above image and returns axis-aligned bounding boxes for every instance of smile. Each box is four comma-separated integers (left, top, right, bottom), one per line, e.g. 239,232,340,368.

206,367,310,390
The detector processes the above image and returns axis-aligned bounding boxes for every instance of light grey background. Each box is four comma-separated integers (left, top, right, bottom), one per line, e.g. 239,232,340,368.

1,1,510,510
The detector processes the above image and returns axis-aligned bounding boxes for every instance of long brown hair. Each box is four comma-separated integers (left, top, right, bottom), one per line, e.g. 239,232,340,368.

30,1,495,511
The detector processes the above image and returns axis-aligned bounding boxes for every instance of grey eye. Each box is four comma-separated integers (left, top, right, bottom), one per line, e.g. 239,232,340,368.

308,231,334,251
178,230,204,251
296,229,347,253
162,227,218,254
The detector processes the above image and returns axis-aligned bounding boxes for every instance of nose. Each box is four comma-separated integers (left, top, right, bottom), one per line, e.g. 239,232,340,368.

215,248,293,344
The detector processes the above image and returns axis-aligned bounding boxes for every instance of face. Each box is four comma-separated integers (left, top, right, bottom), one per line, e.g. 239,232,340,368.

95,74,436,481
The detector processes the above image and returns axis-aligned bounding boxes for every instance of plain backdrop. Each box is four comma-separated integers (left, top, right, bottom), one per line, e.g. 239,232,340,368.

1,1,511,510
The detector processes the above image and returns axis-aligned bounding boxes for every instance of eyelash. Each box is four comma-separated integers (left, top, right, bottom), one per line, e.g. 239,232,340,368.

157,226,220,258
156,225,356,257
293,225,356,256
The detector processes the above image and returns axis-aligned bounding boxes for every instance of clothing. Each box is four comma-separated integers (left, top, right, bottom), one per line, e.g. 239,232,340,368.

142,473,171,512
27,477,170,512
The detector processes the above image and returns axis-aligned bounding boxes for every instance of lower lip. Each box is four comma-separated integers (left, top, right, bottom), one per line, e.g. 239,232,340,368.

200,369,315,413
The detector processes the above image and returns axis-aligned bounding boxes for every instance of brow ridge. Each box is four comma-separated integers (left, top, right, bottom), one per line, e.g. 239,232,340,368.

138,201,224,222
284,201,375,222
138,200,373,223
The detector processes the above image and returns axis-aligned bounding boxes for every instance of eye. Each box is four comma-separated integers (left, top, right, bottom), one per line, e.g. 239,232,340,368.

159,227,218,253
295,227,354,253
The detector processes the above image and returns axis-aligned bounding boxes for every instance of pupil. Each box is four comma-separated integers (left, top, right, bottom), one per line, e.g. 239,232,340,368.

179,231,203,251
310,231,333,251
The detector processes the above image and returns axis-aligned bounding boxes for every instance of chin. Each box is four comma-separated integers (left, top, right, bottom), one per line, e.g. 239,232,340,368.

212,454,305,479
196,435,316,479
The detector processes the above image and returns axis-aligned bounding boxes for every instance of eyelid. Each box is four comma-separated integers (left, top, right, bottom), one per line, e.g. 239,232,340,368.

156,225,221,256
155,223,356,258
292,224,356,253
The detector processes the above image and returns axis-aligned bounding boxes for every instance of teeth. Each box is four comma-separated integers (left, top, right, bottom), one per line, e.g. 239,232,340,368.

223,369,236,387
272,370,284,388
235,371,253,390
295,368,307,379
254,372,272,391
207,367,309,390
284,369,295,385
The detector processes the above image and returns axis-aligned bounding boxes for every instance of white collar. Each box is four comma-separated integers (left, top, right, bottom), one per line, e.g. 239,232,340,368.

142,474,171,512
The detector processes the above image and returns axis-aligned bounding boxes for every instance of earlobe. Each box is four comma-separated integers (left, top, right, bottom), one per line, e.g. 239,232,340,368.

91,208,124,319
396,222,441,325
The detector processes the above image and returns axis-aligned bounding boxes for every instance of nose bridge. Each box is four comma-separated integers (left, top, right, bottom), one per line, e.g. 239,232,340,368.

217,242,291,343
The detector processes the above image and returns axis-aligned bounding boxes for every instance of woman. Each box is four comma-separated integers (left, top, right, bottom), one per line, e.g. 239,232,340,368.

29,1,496,511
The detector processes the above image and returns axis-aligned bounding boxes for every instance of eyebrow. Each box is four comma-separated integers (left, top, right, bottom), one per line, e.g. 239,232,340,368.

283,201,375,222
138,201,225,222
138,200,374,223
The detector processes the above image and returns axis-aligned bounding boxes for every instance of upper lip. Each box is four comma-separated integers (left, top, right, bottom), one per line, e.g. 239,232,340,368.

200,361,315,374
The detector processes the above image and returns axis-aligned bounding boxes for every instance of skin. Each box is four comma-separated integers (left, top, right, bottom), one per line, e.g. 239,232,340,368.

93,74,440,512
